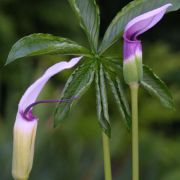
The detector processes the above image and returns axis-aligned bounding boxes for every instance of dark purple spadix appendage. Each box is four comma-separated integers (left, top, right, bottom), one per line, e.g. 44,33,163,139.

123,4,172,61
21,97,78,121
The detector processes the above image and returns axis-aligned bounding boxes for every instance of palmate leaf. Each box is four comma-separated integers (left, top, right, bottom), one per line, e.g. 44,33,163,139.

6,33,91,64
54,58,95,126
102,58,131,129
69,0,100,51
141,65,174,109
95,64,111,137
99,0,180,54
105,72,131,129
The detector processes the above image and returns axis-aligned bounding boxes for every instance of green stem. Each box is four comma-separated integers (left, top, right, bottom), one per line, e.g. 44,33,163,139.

130,83,139,180
102,132,112,180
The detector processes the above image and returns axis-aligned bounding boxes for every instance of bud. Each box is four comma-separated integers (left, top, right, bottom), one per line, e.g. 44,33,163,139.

12,114,37,180
122,3,172,85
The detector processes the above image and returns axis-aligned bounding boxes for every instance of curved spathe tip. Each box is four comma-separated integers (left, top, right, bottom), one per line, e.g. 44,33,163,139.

124,3,172,41
18,57,82,113
15,56,81,122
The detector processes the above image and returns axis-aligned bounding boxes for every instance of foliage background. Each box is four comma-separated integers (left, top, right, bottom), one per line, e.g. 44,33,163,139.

0,0,180,179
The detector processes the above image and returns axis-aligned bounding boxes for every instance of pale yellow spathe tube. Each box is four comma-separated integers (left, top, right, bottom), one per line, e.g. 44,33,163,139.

12,114,37,180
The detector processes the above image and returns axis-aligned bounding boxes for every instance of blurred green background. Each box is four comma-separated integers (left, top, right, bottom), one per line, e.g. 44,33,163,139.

0,0,180,179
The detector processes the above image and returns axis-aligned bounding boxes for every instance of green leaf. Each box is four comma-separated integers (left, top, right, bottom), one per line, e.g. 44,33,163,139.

99,0,180,53
6,33,91,64
105,72,131,129
69,0,100,51
141,65,174,109
95,64,111,137
54,59,95,126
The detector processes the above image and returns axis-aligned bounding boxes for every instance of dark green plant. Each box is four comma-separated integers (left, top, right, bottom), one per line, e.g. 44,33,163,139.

6,0,178,134
6,0,179,179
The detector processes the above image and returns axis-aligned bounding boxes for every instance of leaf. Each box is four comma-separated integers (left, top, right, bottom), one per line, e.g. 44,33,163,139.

54,59,95,126
99,0,180,53
105,72,131,129
141,65,174,109
95,64,111,137
69,0,100,51
6,33,91,64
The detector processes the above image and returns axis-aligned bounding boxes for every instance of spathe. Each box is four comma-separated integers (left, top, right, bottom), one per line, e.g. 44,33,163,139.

123,4,172,84
12,57,81,180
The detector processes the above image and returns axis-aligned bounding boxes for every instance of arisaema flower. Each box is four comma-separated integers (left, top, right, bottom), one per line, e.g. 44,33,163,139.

123,3,172,84
12,57,81,180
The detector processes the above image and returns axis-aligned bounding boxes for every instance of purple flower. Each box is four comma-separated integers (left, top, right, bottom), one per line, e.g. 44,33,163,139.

12,57,81,180
123,4,172,84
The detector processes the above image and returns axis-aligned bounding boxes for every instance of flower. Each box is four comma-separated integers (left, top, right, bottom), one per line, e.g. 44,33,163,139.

123,4,172,84
12,57,81,180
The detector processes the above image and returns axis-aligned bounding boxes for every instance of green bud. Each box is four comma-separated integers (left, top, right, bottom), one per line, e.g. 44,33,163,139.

123,56,143,84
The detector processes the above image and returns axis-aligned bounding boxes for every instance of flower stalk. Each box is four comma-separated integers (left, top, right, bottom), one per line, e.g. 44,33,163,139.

102,132,112,180
130,83,139,180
